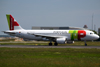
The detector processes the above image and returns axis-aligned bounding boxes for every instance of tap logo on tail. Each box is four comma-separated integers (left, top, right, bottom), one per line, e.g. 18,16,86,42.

6,14,23,30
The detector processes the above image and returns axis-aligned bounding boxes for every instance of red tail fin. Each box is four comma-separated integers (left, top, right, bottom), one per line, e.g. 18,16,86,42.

6,14,23,30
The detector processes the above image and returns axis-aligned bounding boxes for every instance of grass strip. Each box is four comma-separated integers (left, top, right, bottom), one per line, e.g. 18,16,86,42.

0,48,100,67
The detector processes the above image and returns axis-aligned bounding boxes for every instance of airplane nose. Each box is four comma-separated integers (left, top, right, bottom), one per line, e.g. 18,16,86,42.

97,35,99,39
94,35,99,40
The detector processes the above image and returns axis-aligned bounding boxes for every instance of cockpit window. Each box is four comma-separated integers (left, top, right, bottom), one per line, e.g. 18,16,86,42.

90,32,93,34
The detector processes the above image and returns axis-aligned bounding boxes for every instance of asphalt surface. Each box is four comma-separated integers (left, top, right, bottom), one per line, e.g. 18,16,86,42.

0,45,100,49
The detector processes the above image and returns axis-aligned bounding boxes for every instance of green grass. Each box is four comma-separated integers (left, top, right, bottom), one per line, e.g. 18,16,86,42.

0,48,100,67
0,39,15,42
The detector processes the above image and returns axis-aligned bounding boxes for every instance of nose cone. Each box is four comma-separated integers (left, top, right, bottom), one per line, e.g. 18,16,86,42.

93,34,99,40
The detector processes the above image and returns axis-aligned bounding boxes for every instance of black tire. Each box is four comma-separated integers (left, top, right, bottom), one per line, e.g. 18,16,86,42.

85,43,87,46
49,43,52,46
54,43,58,46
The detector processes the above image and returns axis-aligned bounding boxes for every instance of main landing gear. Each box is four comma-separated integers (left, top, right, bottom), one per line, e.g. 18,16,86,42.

49,41,52,46
54,42,58,46
84,41,87,46
49,42,58,46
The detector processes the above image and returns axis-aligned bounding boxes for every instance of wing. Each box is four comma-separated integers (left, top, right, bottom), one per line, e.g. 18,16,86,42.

30,33,67,39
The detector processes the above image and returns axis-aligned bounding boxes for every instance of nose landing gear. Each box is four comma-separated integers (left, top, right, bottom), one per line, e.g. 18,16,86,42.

84,41,87,46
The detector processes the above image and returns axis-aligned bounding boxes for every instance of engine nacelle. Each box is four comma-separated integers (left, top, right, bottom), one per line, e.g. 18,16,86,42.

56,38,67,44
23,39,32,41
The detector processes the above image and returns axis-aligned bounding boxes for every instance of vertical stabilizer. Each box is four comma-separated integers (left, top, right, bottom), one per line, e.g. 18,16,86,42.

6,14,23,30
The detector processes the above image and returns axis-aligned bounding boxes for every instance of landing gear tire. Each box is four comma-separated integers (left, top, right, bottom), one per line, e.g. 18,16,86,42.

84,41,87,46
85,43,87,46
49,43,52,46
54,42,58,46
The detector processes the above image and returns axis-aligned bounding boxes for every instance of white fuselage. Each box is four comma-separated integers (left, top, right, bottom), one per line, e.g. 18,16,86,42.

5,29,99,41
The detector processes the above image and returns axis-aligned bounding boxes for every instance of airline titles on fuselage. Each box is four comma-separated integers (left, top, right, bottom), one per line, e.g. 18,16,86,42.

53,31,67,34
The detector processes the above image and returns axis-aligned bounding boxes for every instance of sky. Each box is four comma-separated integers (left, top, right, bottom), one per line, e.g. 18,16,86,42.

0,0,100,35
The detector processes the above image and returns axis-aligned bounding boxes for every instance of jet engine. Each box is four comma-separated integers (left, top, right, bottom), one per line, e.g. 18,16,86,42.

56,38,67,44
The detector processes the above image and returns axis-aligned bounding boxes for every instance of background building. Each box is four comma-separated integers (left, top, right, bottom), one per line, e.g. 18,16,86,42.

83,25,88,29
98,28,100,34
32,26,87,30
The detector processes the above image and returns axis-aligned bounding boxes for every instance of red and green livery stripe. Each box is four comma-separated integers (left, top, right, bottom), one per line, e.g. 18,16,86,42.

69,30,86,40
6,14,10,29
69,30,78,40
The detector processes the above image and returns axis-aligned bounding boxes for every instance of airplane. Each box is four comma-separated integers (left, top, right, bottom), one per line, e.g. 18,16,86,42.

3,14,99,46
